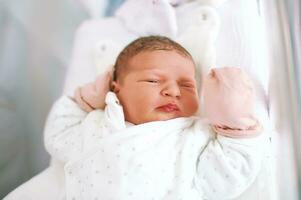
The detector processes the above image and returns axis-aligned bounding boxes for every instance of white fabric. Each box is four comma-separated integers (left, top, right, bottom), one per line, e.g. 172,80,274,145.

176,5,219,77
3,161,66,200
115,0,178,38
5,0,273,199
42,92,264,200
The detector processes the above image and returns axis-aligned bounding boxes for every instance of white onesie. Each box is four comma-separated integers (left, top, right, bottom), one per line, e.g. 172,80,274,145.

44,92,264,200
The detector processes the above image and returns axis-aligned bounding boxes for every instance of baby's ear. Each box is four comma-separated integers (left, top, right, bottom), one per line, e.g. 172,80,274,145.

111,81,120,93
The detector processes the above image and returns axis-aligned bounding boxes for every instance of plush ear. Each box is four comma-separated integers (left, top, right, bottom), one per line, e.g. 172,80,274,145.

93,40,123,75
176,6,220,98
198,0,229,7
115,0,177,38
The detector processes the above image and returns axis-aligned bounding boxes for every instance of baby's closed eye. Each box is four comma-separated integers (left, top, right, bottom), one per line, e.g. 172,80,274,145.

179,82,196,89
145,79,160,83
138,78,161,84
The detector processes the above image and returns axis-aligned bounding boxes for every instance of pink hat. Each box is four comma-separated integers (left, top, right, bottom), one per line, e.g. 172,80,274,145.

202,67,261,138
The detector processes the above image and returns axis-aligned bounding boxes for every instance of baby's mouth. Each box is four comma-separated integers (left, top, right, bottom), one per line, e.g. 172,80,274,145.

156,103,180,112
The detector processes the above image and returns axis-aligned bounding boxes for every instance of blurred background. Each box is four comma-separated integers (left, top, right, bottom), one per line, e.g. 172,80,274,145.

0,0,124,198
0,0,300,199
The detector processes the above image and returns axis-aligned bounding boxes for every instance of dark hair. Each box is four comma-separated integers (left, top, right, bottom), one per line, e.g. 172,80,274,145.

113,35,194,81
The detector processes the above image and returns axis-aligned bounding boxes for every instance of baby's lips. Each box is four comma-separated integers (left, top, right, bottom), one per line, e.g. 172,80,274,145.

157,103,180,112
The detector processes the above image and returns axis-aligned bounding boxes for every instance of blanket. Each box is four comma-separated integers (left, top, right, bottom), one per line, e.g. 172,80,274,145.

44,92,264,200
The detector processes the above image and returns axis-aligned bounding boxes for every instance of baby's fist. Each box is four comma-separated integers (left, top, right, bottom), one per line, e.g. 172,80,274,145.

202,67,261,138
74,70,112,112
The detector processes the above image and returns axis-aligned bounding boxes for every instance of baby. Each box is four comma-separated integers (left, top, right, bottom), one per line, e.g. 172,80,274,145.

44,36,263,200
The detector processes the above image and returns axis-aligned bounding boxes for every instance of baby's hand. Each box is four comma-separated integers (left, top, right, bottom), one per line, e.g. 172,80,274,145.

202,67,261,138
74,70,112,112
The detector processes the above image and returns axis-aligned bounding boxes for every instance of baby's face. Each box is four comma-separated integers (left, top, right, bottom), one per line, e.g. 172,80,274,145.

113,50,199,125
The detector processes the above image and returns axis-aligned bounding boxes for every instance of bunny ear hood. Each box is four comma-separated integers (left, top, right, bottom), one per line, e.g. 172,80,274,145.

197,0,229,8
114,0,229,38
115,0,178,38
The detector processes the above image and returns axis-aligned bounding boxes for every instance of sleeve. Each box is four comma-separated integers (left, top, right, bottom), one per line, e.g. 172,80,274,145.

194,127,265,200
44,96,88,163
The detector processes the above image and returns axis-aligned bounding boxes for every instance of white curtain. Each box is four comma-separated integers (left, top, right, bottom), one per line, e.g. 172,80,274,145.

262,0,301,199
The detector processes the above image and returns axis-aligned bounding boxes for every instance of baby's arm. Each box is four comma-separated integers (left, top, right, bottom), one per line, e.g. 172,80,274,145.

44,96,88,163
195,67,264,198
194,131,264,199
44,71,111,163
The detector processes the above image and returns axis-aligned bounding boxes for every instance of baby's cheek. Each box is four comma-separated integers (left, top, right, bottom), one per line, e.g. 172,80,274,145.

183,95,199,115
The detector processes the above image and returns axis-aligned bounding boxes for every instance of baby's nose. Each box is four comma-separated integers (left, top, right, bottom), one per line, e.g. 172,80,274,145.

161,83,181,98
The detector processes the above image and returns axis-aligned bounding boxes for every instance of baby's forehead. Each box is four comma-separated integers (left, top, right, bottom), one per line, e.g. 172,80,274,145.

128,65,196,83
116,49,196,82
128,50,195,67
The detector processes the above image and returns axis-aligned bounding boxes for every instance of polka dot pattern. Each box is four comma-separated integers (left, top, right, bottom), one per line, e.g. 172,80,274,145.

46,97,263,200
